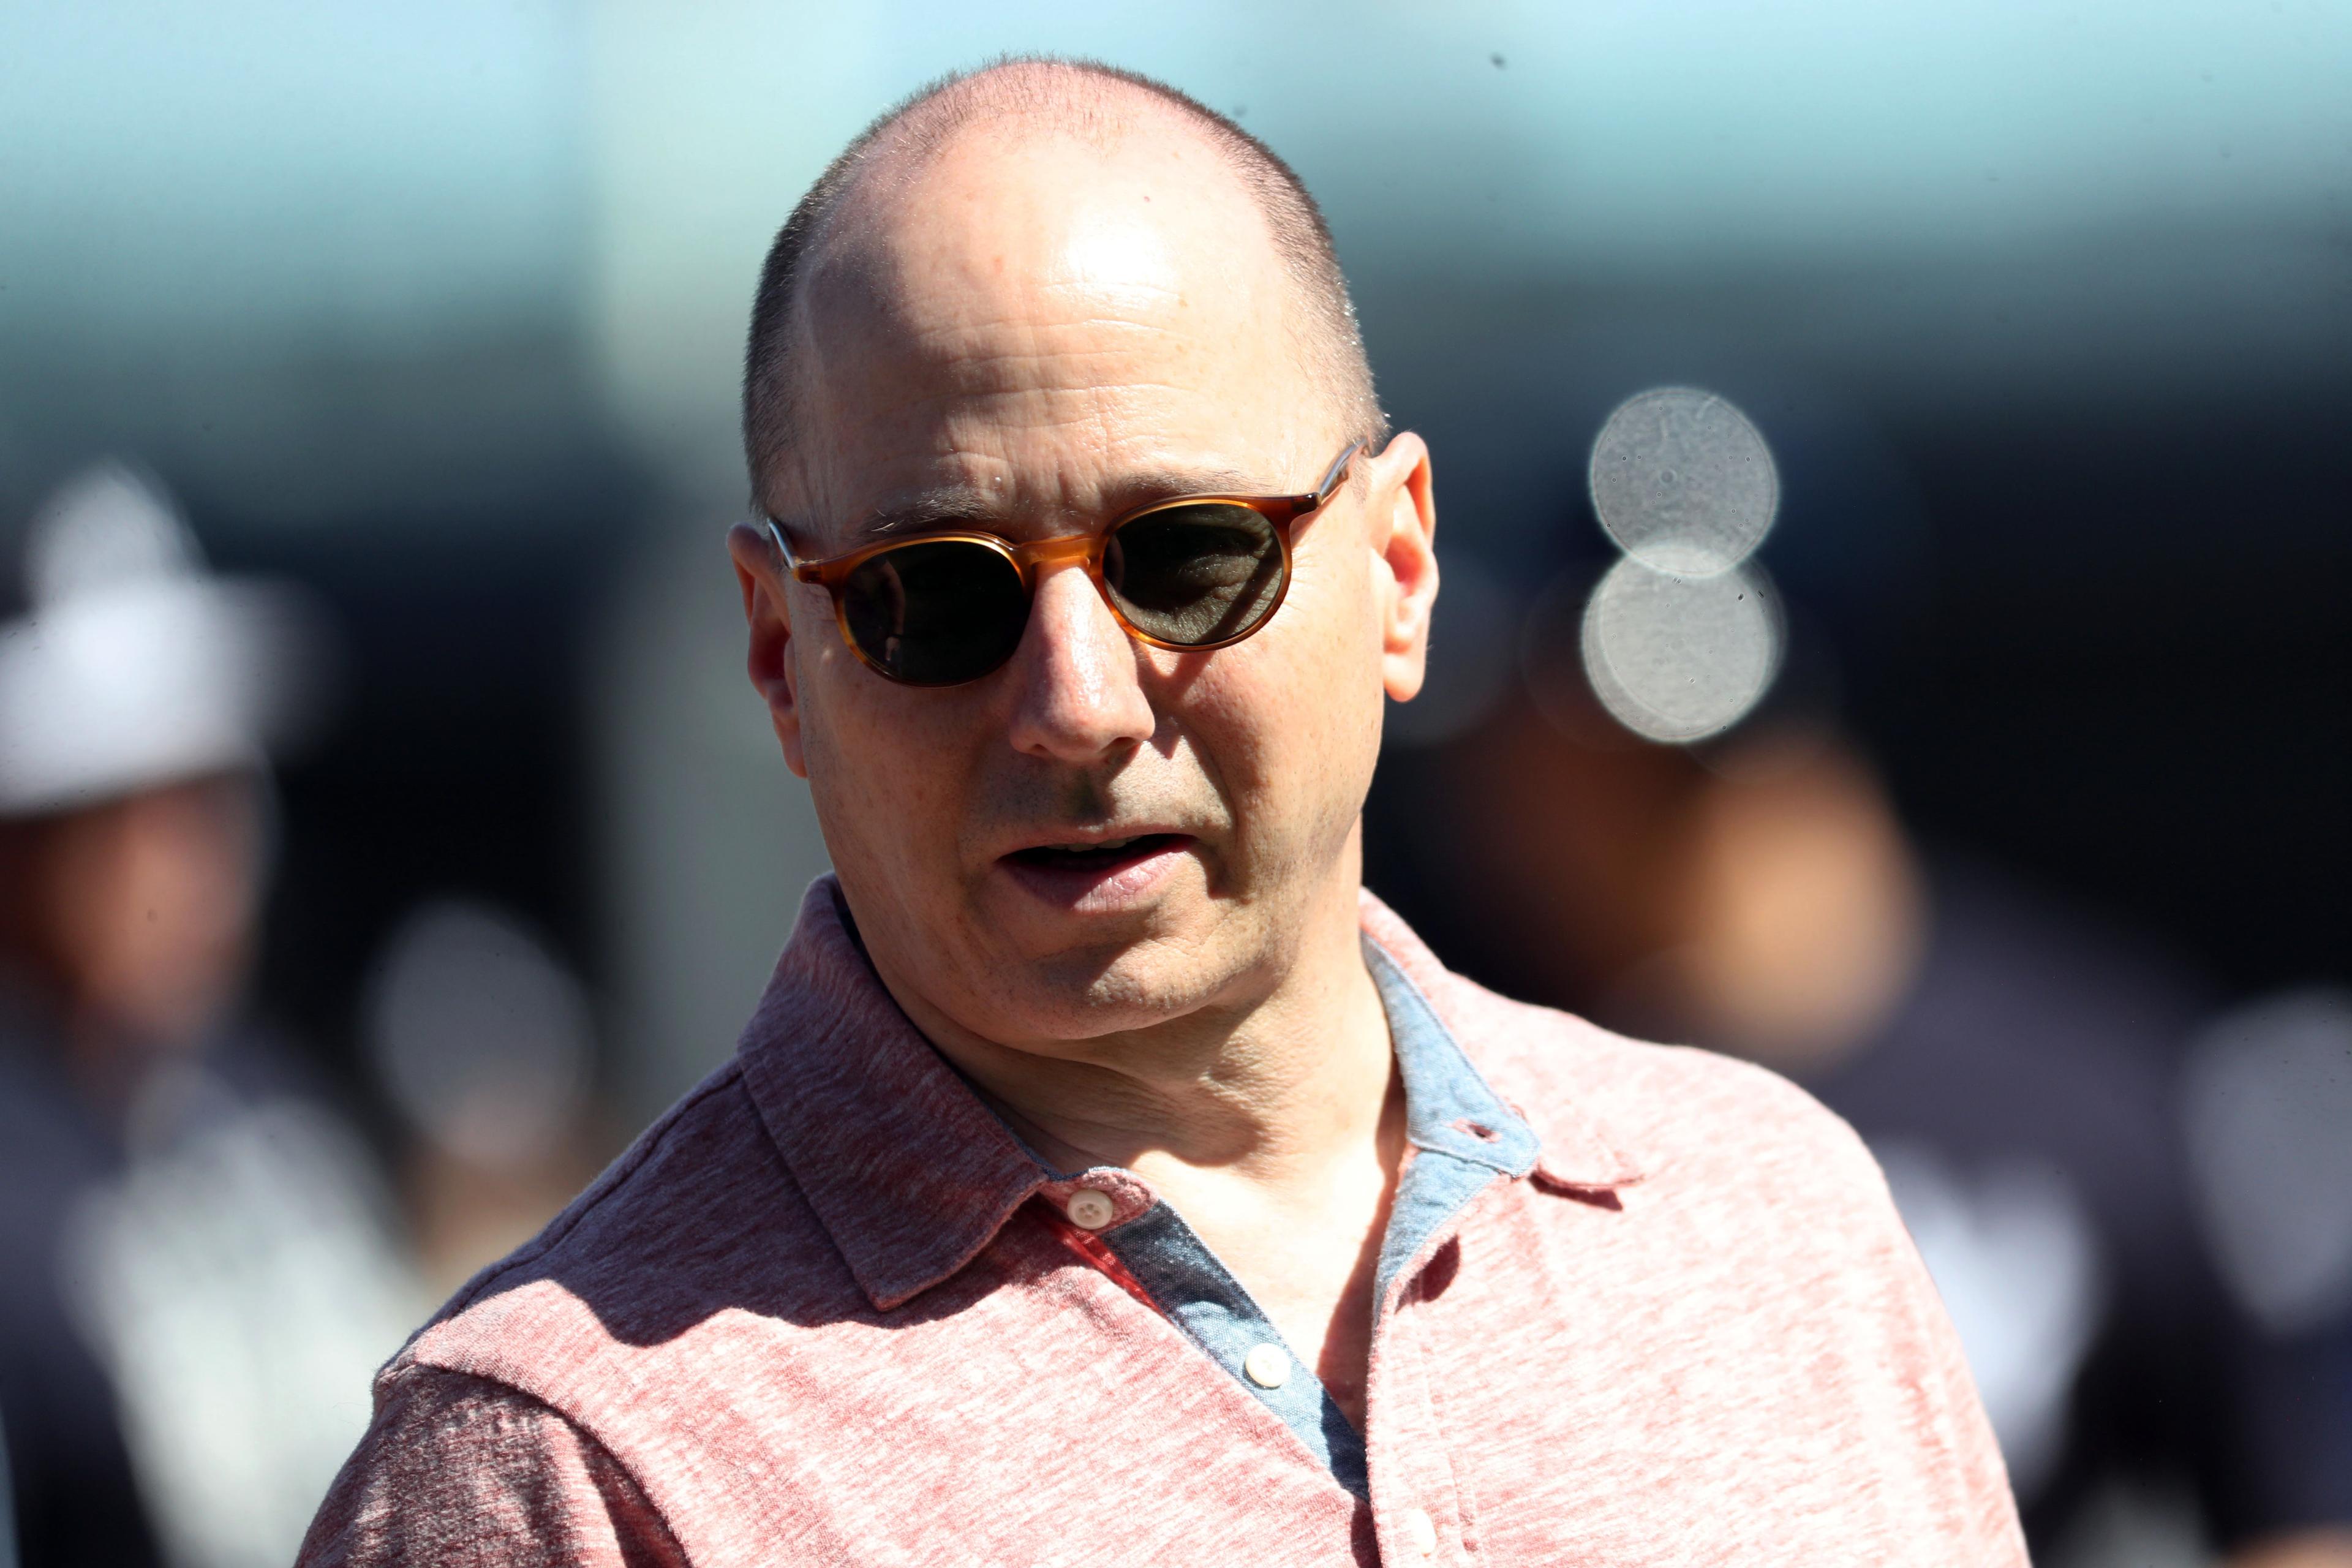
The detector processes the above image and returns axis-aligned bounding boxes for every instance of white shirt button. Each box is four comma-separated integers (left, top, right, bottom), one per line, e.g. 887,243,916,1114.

1401,1507,1438,1557
1242,1343,1290,1389
1064,1188,1117,1230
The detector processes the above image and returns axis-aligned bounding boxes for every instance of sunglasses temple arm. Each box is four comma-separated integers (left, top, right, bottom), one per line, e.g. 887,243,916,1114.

765,519,810,577
1312,441,1366,507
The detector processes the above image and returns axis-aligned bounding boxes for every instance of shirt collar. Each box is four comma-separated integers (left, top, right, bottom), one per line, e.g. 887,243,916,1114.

737,876,1640,1313
1355,887,1645,1193
1365,934,1539,1178
736,880,1046,1311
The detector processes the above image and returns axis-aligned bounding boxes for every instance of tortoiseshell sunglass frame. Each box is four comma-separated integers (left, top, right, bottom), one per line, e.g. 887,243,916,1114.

762,441,1363,685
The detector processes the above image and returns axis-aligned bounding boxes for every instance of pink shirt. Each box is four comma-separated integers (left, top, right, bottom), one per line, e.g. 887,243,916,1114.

301,880,2025,1566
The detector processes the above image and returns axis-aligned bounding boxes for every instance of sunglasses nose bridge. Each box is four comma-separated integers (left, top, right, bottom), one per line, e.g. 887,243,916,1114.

1006,533,1114,623
1011,533,1098,574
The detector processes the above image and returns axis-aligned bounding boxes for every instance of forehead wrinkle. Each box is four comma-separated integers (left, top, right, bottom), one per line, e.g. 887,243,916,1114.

905,264,1239,357
821,353,1203,455
817,362,1202,450
837,453,1276,545
842,261,1194,369
900,325,1207,386
910,309,1200,351
886,294,1249,421
873,301,1227,423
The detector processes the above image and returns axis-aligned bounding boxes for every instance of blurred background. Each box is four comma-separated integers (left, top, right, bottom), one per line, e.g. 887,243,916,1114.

1,2,2345,1565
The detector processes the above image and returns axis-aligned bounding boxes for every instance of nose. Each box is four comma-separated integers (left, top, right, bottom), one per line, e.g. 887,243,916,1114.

1002,560,1156,764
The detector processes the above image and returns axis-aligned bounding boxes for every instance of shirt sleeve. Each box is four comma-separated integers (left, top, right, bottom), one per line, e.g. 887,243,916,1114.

297,1364,688,1568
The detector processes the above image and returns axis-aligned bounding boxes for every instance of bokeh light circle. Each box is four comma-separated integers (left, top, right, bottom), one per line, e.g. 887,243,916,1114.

1580,557,1783,743
1588,386,1779,576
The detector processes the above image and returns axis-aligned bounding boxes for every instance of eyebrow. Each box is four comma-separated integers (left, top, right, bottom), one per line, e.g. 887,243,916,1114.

839,464,1276,545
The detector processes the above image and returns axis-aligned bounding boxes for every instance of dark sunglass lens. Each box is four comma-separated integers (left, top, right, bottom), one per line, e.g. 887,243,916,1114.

1102,505,1284,646
839,541,1028,684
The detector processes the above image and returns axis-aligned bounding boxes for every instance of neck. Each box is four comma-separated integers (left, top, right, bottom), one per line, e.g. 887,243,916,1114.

863,842,1408,1425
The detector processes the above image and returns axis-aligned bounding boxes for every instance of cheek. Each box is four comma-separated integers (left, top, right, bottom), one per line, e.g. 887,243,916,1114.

45,813,252,1009
1284,529,1389,745
799,657,981,881
1186,547,1385,841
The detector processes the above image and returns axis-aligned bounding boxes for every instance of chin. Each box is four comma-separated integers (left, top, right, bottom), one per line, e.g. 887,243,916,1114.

959,905,1254,1042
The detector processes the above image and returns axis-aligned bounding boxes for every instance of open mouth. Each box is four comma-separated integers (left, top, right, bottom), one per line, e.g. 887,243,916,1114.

1006,832,1187,874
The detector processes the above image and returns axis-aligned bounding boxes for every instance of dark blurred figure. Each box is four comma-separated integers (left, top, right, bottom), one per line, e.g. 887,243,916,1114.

0,467,417,1568
1381,681,2352,1567
360,897,608,1300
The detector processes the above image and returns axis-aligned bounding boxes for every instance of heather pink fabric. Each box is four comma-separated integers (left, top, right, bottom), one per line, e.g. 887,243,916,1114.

301,878,2026,1566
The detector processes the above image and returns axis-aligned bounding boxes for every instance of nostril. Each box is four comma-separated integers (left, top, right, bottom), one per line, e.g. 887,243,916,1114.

1455,1119,1498,1142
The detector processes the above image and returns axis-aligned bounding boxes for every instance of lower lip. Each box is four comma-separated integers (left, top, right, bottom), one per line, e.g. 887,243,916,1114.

997,835,1195,912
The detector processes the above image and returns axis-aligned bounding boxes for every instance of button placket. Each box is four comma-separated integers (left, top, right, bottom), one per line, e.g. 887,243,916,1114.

1368,1280,1472,1564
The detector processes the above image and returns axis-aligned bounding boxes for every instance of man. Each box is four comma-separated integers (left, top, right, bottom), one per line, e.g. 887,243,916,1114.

304,60,2025,1564
0,464,417,1567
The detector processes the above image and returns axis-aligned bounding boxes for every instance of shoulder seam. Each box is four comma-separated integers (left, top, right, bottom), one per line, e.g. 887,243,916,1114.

382,1363,688,1556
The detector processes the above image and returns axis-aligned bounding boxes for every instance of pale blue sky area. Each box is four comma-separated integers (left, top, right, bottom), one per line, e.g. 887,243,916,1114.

1,1,586,349
4,0,2346,355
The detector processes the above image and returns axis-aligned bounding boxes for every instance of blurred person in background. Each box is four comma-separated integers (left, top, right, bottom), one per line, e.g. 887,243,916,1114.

362,897,607,1300
0,466,420,1568
1396,672,2352,1567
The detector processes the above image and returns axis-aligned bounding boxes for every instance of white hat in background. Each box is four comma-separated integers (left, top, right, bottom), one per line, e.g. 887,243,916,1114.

0,462,334,816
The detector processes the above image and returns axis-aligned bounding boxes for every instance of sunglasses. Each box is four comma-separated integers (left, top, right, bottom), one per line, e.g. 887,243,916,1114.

764,443,1363,687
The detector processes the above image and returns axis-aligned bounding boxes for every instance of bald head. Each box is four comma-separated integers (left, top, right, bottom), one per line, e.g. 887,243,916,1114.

741,58,1384,509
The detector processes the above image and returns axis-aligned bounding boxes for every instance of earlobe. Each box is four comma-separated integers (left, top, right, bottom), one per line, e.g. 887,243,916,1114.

1372,433,1439,703
726,522,810,779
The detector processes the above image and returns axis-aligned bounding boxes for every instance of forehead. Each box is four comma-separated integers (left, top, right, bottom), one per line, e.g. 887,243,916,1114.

783,123,1321,529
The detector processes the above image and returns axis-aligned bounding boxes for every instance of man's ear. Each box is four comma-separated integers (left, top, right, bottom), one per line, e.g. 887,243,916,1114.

726,521,811,780
1365,432,1439,703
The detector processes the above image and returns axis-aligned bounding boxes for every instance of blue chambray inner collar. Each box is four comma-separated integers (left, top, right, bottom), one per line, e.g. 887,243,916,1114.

1365,934,1540,1178
1362,934,1539,1319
